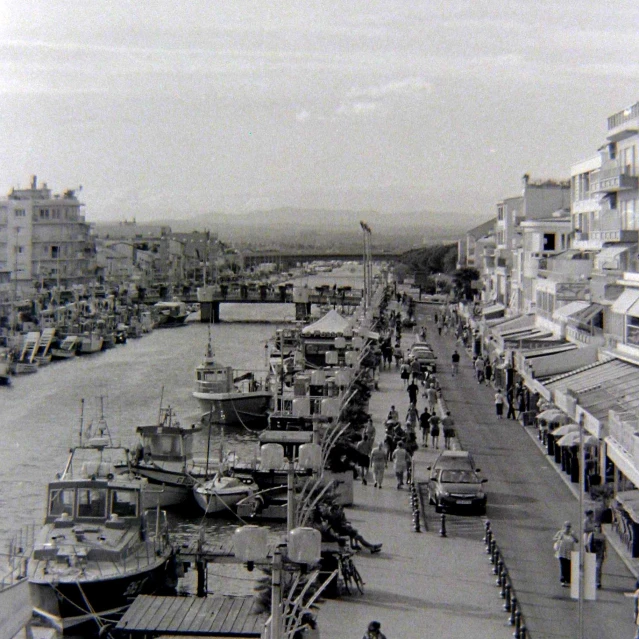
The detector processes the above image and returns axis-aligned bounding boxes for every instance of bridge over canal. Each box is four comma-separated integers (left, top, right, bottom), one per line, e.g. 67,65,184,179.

191,284,365,322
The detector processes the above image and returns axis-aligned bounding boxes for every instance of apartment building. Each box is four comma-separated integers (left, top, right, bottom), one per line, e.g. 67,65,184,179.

0,176,94,297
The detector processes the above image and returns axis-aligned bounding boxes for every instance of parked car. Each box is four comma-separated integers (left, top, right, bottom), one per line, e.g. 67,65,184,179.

409,346,437,373
427,451,487,514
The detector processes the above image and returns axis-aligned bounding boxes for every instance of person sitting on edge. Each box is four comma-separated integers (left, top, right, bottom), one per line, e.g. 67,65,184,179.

326,504,382,553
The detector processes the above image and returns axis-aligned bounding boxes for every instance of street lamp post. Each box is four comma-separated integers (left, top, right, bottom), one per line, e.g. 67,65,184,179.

234,525,322,639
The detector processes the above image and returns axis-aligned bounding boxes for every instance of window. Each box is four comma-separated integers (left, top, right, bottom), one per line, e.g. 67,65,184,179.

49,488,75,517
627,316,639,346
111,489,138,518
51,245,60,259
77,488,107,518
542,234,556,251
14,209,25,217
609,142,617,160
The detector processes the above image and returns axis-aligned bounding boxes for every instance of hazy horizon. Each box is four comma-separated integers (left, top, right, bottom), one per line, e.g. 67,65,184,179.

1,1,638,224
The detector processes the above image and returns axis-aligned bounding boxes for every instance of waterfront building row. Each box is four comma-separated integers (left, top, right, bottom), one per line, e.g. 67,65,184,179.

456,99,639,558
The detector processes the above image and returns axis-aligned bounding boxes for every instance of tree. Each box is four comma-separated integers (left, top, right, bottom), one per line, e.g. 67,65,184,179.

452,267,480,301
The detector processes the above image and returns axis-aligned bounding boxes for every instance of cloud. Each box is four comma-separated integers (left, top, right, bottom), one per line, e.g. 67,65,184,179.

335,101,378,117
295,110,311,122
349,77,431,99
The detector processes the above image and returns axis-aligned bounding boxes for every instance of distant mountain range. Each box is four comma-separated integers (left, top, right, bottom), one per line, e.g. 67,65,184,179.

162,207,469,239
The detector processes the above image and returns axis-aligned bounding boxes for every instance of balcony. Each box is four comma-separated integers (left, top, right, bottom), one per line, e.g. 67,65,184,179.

591,164,638,193
607,103,639,142
589,211,639,243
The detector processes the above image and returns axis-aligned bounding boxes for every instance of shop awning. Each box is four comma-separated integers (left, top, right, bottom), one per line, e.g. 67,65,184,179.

546,358,639,418
489,314,535,335
605,439,639,488
611,289,639,315
482,303,506,318
552,301,591,323
568,303,603,327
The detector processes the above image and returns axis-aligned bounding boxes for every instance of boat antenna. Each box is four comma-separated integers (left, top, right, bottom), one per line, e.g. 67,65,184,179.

79,398,85,446
206,323,214,359
204,405,213,480
158,386,165,425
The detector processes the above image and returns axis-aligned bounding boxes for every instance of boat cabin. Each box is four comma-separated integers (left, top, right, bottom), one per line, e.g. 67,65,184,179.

195,363,234,393
45,479,140,525
135,424,196,463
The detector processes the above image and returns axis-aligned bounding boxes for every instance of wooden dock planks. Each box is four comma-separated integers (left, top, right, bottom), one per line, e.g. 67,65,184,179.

116,594,266,636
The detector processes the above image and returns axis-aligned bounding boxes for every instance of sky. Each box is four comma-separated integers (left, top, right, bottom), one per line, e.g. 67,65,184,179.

1,0,639,224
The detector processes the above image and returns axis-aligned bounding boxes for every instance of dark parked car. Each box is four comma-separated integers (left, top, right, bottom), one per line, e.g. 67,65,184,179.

427,451,487,514
409,346,437,373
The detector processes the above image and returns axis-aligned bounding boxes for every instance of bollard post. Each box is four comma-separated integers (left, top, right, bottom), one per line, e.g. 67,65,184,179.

483,519,491,543
500,568,507,597
492,547,500,573
439,513,447,537
496,559,504,586
509,597,517,626
520,624,527,639
489,539,497,564
413,510,421,533
503,583,511,611
513,610,521,638
485,528,493,553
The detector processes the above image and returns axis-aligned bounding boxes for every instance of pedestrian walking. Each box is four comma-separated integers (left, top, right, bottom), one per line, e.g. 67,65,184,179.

494,388,505,419
392,441,411,489
419,407,431,446
384,426,397,462
394,345,403,369
553,521,578,586
356,434,374,485
429,412,441,449
517,391,526,419
441,411,455,449
363,620,387,639
405,404,418,433
400,361,410,386
425,383,438,413
370,442,386,489
451,350,460,376
407,380,419,405
474,355,484,383
387,405,399,423
506,386,516,419
586,523,606,589
483,359,493,386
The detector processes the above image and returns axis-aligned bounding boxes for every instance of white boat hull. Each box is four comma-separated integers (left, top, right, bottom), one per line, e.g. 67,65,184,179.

193,477,257,515
193,391,272,426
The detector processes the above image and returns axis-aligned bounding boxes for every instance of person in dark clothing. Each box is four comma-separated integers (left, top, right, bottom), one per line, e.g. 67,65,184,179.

326,504,382,553
407,381,419,405
419,408,431,446
506,386,517,420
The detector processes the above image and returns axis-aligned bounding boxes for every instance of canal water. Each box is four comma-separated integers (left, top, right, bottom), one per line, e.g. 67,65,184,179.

0,266,366,636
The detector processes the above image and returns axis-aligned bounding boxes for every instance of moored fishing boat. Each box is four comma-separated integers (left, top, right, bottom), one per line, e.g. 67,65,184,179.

123,406,209,508
152,301,189,328
50,335,81,360
192,335,273,427
27,408,177,634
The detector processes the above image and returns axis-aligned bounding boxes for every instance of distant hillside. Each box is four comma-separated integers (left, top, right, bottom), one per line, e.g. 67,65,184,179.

161,208,468,243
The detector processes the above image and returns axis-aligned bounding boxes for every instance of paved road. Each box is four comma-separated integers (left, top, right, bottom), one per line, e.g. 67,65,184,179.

418,302,637,638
